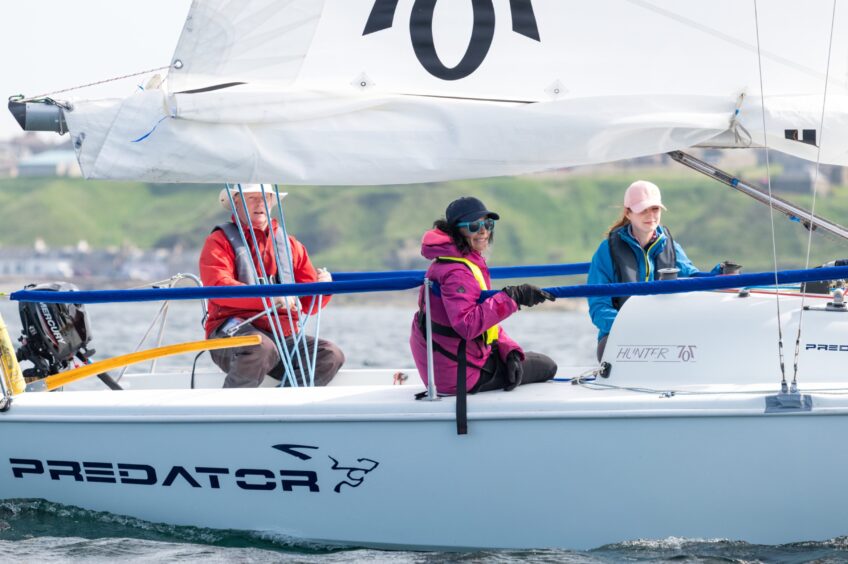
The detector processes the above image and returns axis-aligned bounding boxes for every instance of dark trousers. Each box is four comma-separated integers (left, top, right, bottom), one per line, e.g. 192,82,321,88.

210,324,345,388
471,351,557,393
596,335,609,362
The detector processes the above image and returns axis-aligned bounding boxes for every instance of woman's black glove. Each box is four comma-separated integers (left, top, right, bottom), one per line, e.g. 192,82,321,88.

504,351,523,391
502,284,555,308
720,261,742,275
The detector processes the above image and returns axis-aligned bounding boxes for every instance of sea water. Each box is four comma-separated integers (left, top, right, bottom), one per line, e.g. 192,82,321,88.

0,300,846,562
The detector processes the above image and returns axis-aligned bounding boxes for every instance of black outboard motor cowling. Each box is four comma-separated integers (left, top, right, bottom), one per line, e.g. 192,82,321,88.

16,282,94,379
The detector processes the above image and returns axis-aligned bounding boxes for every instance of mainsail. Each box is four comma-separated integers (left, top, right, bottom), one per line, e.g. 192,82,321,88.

35,0,848,183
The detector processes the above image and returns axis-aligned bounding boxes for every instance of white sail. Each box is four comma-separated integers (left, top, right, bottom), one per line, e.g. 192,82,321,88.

62,0,848,183
167,0,325,92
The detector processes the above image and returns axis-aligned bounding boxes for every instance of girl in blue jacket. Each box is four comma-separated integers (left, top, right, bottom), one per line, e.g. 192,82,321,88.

588,180,718,361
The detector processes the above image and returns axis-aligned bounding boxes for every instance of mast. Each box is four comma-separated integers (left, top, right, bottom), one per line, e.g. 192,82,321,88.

668,150,848,242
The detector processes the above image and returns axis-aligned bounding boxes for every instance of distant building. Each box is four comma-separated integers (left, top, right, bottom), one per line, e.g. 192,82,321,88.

0,141,19,178
0,251,73,279
770,165,831,196
824,164,848,186
757,151,833,196
17,149,81,178
13,132,58,155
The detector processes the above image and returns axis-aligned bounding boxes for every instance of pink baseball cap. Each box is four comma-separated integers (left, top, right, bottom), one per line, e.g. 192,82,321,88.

624,180,666,213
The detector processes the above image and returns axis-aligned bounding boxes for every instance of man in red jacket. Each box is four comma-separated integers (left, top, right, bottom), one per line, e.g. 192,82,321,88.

199,184,344,388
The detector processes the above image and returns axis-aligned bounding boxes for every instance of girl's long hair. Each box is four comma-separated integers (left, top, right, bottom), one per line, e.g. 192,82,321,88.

433,219,494,255
606,208,630,236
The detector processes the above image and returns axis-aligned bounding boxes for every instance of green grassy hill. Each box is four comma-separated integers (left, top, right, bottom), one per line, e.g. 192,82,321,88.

1,167,847,274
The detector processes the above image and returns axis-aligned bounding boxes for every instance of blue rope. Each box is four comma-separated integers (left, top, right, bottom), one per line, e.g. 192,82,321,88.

480,265,848,300
130,115,170,143
13,265,848,305
11,277,426,304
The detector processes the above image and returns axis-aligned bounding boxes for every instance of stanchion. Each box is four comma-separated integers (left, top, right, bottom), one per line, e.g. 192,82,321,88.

424,278,437,401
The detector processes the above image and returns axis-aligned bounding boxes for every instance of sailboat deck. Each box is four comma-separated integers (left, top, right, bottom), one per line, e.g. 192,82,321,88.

7,367,848,422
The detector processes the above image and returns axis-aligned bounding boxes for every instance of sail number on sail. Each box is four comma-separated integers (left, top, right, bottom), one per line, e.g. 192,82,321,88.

364,0,540,80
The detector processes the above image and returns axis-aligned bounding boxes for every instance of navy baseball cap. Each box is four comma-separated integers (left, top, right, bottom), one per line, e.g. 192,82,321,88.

445,197,500,225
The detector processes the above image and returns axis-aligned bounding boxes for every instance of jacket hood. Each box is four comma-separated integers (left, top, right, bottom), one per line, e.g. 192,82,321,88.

420,228,460,260
420,228,489,266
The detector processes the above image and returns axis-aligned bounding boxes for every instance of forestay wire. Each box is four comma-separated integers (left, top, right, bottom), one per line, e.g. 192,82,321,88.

753,0,787,392
790,0,838,391
15,65,172,103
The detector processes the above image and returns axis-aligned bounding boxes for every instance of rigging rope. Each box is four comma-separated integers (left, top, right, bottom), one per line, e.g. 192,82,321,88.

273,183,320,382
16,65,172,103
224,185,300,387
753,0,787,392
730,93,753,147
790,0,838,392
262,183,316,385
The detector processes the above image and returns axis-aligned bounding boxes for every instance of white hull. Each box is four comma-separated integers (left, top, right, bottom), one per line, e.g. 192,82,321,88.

3,291,848,549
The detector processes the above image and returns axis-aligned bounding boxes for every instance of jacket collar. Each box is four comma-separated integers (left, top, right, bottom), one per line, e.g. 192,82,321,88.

619,225,665,251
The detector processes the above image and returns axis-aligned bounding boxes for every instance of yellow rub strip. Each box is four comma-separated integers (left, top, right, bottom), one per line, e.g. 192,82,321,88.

0,313,26,395
27,335,262,393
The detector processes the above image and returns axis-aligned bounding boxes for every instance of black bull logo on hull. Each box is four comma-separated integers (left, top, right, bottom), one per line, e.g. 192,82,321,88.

364,0,540,80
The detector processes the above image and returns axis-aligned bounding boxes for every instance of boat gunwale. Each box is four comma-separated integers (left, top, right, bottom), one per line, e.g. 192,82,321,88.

4,383,848,422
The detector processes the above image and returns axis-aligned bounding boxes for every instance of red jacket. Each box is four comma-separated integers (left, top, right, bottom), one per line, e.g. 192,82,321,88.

199,218,331,337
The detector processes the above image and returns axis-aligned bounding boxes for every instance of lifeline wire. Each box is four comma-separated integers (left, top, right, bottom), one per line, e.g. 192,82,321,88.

753,0,787,391
790,0,838,391
115,300,170,382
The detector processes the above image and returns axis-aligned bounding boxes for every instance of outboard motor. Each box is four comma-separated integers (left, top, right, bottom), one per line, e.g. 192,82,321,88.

15,282,94,381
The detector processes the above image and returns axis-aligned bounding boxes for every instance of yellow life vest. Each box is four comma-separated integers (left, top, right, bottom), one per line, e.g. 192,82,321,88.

437,256,499,345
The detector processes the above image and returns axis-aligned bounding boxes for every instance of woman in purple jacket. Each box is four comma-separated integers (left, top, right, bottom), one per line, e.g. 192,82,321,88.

410,197,558,396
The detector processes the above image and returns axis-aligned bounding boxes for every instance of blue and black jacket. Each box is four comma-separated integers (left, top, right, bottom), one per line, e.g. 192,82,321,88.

587,225,709,339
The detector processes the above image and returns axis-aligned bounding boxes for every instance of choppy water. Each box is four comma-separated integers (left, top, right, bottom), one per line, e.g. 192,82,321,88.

3,499,848,563
0,299,844,562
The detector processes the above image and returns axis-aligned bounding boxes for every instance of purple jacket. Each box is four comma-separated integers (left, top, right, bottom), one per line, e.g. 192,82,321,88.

409,228,523,394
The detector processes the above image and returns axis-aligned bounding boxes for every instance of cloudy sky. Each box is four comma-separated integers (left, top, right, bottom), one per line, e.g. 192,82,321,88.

0,0,191,141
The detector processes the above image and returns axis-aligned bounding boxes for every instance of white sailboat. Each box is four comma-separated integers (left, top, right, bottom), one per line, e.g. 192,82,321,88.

4,0,848,550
